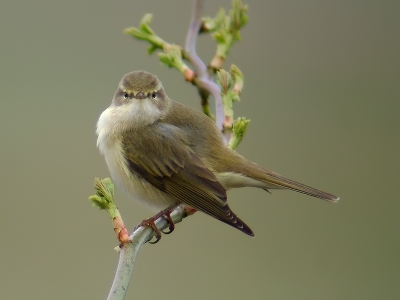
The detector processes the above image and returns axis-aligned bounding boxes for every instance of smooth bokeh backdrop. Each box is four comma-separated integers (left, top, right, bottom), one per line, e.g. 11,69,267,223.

1,1,399,299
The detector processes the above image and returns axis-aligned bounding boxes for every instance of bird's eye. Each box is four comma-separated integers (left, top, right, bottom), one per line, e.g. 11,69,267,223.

123,92,128,99
151,92,157,99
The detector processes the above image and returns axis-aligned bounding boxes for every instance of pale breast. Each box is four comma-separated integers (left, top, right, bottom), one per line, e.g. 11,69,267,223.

97,109,176,212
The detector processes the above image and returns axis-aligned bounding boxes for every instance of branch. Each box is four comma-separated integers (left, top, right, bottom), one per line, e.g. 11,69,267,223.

185,0,207,79
184,0,226,138
107,206,187,300
89,178,190,300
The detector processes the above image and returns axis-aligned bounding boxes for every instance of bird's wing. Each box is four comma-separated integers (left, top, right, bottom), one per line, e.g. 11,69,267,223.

122,123,253,236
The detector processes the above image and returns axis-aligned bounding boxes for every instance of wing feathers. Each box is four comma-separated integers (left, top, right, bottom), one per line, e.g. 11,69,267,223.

122,124,254,236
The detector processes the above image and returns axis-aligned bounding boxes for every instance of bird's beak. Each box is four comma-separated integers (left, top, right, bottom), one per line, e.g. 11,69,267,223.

135,91,146,99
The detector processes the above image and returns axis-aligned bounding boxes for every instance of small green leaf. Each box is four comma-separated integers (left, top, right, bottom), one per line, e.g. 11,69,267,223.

124,27,147,39
230,64,244,99
158,44,187,73
201,8,226,33
89,195,108,210
217,69,233,93
228,117,251,150
140,14,154,34
147,44,158,55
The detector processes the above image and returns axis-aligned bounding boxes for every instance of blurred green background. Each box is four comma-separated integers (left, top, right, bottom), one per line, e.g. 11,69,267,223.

1,1,399,299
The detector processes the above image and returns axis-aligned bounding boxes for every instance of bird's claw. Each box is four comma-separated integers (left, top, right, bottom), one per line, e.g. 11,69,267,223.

161,212,175,234
136,205,178,244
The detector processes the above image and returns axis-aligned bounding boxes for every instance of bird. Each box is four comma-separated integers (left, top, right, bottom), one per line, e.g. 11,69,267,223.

96,70,339,242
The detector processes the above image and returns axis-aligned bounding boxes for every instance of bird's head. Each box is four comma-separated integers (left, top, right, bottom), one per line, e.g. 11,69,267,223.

110,70,171,126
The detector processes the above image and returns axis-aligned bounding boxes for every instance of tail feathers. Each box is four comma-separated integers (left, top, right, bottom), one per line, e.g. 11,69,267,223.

260,171,339,202
226,153,339,202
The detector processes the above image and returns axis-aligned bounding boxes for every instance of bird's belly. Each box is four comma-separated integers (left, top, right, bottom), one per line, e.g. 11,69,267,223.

113,169,176,212
101,138,177,212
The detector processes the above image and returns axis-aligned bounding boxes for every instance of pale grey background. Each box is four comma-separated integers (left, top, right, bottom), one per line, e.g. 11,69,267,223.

1,1,399,299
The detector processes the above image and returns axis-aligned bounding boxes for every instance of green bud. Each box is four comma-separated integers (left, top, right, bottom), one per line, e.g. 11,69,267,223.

217,69,233,93
201,8,226,33
89,178,121,220
230,64,244,100
228,117,251,150
158,44,187,73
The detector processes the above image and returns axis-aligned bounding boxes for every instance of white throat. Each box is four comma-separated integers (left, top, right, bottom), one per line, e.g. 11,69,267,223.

96,99,163,153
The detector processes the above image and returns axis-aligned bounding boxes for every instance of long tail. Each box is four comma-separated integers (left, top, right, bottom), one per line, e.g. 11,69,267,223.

244,161,339,202
261,170,339,202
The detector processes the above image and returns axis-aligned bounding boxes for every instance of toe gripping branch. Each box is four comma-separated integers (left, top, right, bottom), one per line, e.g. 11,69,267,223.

136,205,197,244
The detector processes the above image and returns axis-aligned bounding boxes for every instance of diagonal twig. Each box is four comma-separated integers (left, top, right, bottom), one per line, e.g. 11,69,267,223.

184,0,226,139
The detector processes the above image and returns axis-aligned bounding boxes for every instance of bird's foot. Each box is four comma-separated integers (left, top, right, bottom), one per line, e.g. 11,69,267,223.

135,204,178,244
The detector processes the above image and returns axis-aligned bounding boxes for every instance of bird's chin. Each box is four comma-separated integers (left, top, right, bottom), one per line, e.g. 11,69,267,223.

106,100,163,129
129,100,163,126
133,100,162,123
